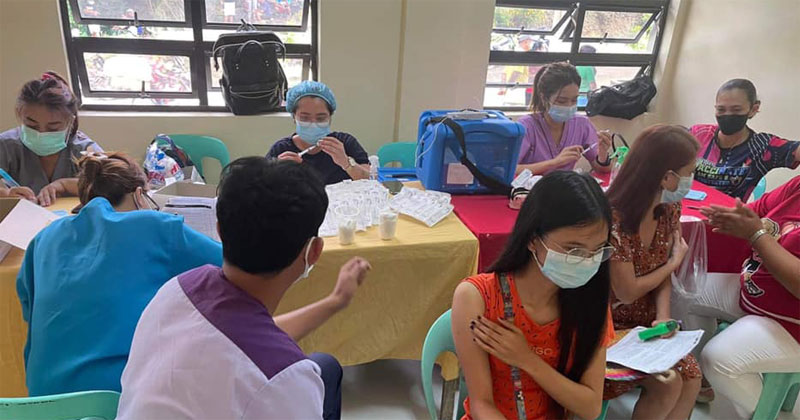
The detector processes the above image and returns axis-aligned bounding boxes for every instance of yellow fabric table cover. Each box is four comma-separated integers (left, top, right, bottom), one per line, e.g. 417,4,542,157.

0,197,477,396
0,198,78,397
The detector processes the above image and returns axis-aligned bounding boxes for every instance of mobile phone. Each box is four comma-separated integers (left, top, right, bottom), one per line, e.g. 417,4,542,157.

685,190,707,201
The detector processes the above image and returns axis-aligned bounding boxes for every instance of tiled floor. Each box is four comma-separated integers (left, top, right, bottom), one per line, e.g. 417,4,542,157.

341,360,800,420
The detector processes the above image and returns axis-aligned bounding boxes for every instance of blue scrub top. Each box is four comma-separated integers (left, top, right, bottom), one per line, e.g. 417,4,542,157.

16,197,222,396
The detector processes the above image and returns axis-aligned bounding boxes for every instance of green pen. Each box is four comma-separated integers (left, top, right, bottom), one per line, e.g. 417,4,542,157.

638,320,680,341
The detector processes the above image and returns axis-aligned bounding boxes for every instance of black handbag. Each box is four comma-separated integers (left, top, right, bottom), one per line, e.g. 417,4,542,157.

585,71,657,120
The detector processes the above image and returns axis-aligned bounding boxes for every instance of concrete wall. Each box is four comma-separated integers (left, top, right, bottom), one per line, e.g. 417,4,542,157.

1,0,796,188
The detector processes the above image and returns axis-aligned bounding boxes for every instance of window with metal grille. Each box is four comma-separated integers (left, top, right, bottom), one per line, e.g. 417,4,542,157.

485,0,669,112
59,0,317,112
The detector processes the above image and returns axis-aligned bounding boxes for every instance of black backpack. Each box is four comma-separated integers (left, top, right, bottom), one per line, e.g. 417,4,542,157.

585,71,657,120
212,21,288,115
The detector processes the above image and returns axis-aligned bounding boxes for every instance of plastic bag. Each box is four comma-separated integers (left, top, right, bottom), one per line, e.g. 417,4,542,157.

144,141,184,189
672,219,707,298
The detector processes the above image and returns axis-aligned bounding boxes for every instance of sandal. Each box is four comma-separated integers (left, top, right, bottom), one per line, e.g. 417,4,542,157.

697,378,715,403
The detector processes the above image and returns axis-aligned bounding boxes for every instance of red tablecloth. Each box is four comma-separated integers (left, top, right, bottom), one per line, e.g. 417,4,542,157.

451,180,750,273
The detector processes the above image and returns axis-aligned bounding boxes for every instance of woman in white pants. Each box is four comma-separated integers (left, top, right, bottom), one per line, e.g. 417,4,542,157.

691,176,800,418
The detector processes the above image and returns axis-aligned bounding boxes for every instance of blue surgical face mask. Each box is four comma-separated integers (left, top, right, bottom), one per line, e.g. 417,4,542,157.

296,120,330,144
19,125,69,156
532,239,602,289
548,104,577,123
661,172,693,203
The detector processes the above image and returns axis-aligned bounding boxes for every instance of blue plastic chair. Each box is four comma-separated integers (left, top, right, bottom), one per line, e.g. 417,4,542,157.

377,142,416,168
166,134,231,178
0,390,120,420
753,177,767,201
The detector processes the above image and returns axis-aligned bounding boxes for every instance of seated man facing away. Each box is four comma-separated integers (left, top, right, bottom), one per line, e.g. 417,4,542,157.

117,157,371,419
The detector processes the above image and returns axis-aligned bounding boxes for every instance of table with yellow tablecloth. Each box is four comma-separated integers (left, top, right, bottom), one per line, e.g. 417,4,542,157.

0,198,79,397
0,197,478,397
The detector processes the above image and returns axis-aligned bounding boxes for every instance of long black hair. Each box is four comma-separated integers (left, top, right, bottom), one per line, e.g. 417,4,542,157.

488,171,611,382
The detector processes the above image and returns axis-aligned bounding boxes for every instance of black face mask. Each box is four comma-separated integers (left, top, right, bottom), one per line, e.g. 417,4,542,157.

716,114,749,135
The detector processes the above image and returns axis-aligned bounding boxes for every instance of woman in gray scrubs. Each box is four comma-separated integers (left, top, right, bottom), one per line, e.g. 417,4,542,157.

0,72,102,206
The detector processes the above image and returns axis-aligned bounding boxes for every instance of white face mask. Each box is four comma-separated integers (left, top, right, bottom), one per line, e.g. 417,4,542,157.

294,238,316,284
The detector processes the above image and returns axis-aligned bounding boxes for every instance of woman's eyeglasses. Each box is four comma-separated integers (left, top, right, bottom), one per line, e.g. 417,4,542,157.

542,238,615,264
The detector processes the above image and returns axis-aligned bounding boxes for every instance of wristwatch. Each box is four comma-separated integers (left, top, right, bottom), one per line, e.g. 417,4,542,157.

345,156,356,170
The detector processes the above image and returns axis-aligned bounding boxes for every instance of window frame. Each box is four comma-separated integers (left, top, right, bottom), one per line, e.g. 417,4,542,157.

59,0,318,112
485,0,669,112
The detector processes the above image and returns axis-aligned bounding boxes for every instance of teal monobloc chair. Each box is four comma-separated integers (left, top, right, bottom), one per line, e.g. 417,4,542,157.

377,142,416,168
421,310,467,420
166,134,231,178
0,390,120,420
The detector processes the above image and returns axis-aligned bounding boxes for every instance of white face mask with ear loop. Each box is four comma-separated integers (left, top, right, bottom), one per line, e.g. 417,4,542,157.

294,237,316,284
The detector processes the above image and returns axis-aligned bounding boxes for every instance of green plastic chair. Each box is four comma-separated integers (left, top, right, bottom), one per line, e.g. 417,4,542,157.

377,142,416,168
754,372,800,420
715,322,800,420
422,310,467,420
0,390,120,420
166,134,231,178
753,177,767,201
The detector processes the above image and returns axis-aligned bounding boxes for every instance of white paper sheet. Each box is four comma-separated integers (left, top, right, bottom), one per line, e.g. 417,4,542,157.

607,327,704,374
162,197,220,242
0,199,61,250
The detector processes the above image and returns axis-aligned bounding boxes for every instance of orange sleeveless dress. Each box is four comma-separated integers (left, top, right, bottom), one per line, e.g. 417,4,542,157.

462,272,615,420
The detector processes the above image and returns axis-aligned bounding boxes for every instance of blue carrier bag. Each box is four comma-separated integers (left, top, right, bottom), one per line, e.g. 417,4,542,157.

416,110,524,195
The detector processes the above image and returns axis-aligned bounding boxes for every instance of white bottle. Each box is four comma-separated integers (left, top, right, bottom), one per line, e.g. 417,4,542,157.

368,155,380,181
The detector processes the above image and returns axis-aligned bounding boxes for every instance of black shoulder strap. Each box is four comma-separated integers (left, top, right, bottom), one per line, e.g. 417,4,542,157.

429,117,512,196
497,273,527,420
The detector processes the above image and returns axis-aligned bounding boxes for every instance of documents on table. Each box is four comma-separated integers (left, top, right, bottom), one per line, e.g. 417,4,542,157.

607,326,704,374
162,197,220,242
0,198,63,261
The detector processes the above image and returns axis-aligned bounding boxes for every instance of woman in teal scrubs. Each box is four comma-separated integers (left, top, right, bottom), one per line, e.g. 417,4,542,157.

16,152,221,396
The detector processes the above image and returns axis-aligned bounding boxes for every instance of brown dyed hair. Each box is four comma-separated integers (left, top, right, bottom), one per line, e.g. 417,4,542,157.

606,125,700,234
16,71,79,140
77,152,147,206
530,61,581,113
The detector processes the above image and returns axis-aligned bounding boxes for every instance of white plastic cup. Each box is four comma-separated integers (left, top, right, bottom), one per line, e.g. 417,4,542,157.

379,210,398,240
338,218,356,245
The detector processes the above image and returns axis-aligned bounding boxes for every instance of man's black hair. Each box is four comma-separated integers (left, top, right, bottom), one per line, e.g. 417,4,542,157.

216,157,328,274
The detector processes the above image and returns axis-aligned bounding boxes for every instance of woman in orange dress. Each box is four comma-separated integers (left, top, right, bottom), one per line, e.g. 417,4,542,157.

605,125,702,419
452,171,616,420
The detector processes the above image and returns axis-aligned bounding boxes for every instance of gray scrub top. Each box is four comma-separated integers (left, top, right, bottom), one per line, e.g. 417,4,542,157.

0,127,102,194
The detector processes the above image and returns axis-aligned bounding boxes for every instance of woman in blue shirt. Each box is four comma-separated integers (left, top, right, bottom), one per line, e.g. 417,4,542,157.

16,152,222,396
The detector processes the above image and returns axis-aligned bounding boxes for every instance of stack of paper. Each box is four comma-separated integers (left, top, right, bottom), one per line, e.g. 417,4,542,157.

161,197,220,242
607,326,704,374
389,188,453,227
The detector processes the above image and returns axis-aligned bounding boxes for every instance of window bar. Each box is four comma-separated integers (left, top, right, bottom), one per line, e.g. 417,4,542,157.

191,0,209,106
571,3,585,55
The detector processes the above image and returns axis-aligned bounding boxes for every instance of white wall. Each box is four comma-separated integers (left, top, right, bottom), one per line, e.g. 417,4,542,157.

1,0,797,188
662,0,800,189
